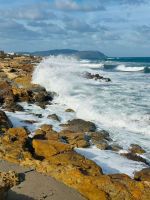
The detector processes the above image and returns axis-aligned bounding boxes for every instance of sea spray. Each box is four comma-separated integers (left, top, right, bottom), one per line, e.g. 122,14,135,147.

32,55,150,152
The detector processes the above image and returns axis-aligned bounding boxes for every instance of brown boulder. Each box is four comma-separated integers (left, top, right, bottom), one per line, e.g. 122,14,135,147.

59,131,90,148
85,131,112,150
129,144,146,154
86,130,111,142
4,127,28,143
121,152,149,165
93,140,109,150
61,119,96,133
47,114,60,122
32,140,72,159
0,127,30,163
134,168,150,182
12,87,33,102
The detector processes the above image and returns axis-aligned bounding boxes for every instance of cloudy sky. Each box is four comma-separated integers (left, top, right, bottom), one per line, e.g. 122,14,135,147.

0,0,150,56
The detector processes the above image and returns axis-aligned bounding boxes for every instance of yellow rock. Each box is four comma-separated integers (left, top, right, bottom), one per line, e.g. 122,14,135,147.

32,139,72,159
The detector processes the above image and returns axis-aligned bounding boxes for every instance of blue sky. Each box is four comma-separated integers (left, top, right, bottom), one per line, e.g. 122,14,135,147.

0,0,150,56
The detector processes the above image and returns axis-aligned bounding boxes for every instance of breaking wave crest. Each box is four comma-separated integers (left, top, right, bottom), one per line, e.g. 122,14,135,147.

104,64,150,73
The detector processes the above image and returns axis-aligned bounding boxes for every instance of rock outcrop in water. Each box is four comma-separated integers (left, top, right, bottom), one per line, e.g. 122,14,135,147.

84,72,111,82
0,52,150,200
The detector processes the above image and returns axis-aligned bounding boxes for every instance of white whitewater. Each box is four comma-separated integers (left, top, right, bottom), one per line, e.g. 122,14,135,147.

31,55,150,176
116,64,144,72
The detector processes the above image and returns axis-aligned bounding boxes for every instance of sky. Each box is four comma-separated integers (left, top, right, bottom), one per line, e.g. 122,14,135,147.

0,0,150,56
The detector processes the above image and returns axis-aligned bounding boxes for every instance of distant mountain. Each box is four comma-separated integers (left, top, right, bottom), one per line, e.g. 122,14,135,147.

19,49,107,60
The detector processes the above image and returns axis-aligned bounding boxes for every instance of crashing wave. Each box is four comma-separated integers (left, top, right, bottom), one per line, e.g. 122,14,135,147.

104,64,150,73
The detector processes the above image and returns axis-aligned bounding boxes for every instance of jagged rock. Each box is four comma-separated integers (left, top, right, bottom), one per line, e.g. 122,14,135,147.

134,168,150,182
59,130,90,148
33,90,53,108
61,119,96,133
0,171,19,200
121,152,149,165
85,72,111,82
0,81,14,105
0,110,13,132
40,124,57,135
3,127,28,143
86,130,111,142
0,127,31,163
129,144,146,154
33,129,46,140
85,131,112,150
3,102,24,112
12,87,33,102
93,140,109,150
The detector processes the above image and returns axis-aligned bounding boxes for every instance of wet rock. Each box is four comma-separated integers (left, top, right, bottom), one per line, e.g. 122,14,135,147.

47,114,60,122
65,108,75,113
12,87,33,102
107,144,123,152
61,119,96,133
3,102,24,112
86,130,111,142
134,168,150,182
22,120,37,124
85,72,111,82
33,90,53,107
0,110,13,132
34,114,42,118
121,152,149,165
85,130,112,150
93,140,109,150
129,144,146,154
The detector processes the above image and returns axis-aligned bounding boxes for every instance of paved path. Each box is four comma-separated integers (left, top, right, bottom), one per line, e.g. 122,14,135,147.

0,160,85,200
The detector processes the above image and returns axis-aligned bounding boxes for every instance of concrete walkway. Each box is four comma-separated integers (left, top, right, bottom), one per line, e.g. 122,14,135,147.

0,160,85,200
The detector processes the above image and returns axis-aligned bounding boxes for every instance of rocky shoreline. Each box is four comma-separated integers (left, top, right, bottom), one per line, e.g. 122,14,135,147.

0,51,150,200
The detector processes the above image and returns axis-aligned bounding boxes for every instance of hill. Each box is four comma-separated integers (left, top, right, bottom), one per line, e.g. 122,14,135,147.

19,49,107,60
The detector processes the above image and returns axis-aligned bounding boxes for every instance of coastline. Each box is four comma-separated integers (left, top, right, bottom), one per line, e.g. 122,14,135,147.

0,52,150,200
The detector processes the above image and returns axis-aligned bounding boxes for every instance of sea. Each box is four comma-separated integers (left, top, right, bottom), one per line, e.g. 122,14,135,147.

7,55,150,177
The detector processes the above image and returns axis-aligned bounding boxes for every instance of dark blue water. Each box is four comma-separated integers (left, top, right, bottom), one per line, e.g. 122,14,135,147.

101,57,150,73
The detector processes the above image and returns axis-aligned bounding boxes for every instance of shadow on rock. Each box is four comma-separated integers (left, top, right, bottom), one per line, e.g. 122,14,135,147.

6,190,35,200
